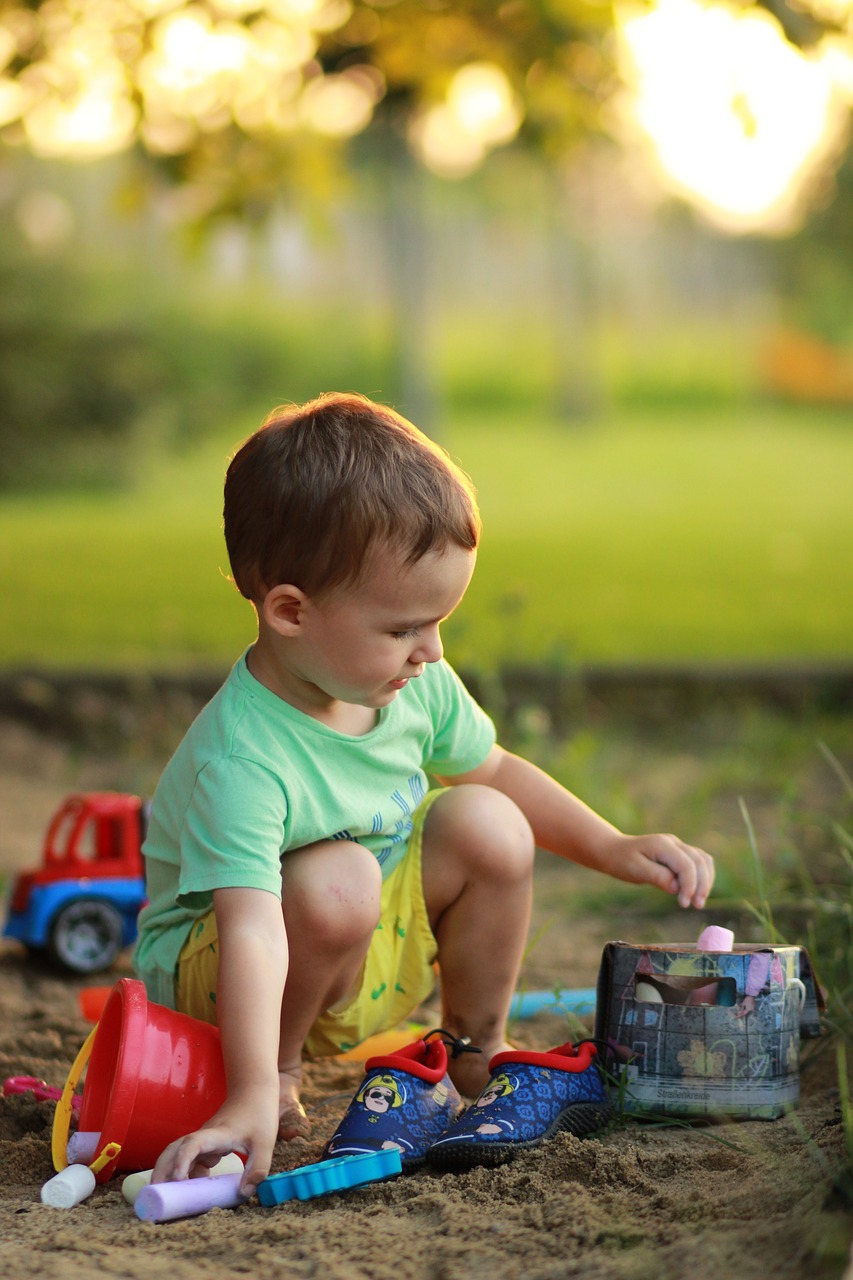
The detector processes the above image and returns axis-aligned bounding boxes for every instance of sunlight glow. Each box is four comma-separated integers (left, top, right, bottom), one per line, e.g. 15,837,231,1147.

410,61,522,178
266,0,353,31
298,68,380,137
0,76,27,128
616,0,852,232
24,85,138,157
19,19,138,157
0,0,849,219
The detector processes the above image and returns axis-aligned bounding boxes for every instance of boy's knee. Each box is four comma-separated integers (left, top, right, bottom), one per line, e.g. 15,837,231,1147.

281,839,382,947
427,785,535,881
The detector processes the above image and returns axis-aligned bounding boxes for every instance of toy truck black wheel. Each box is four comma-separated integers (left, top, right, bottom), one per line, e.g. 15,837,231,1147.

47,899,125,974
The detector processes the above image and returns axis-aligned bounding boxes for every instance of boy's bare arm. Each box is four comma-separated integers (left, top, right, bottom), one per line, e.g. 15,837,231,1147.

151,886,287,1194
440,745,713,910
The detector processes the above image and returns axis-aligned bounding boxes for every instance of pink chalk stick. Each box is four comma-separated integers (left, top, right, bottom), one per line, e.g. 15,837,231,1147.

696,926,734,951
134,1172,248,1223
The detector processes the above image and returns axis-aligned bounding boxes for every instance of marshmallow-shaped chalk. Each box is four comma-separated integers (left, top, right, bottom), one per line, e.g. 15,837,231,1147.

121,1152,245,1207
135,1172,248,1223
41,1164,96,1208
121,1169,153,1206
697,926,734,951
66,1131,102,1165
634,981,664,1003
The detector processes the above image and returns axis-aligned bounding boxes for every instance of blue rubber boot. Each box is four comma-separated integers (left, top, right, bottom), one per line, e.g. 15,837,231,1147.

323,1031,469,1170
426,1040,612,1169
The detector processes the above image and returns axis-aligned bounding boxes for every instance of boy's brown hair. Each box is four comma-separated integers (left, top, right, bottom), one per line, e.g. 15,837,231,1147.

224,392,481,601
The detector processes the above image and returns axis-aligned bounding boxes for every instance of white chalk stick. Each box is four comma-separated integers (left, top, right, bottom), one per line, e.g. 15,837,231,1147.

66,1131,102,1165
41,1164,96,1208
634,981,664,1003
122,1153,245,1207
135,1172,248,1222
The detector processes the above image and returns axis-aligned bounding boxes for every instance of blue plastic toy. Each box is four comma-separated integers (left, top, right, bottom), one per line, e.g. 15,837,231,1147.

257,1149,402,1205
508,988,597,1019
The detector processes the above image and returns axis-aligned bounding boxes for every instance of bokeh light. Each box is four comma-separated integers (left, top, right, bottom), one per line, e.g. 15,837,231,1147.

0,0,849,227
617,0,852,232
410,62,522,178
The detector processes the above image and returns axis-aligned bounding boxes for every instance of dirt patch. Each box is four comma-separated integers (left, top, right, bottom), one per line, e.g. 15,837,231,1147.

0,717,851,1280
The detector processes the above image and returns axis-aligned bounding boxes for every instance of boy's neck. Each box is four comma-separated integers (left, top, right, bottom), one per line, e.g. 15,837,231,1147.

245,641,378,736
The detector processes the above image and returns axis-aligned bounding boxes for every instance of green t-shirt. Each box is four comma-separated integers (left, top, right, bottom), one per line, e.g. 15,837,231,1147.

133,652,496,1005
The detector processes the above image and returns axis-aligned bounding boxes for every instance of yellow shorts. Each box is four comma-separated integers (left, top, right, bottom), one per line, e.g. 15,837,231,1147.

174,790,442,1057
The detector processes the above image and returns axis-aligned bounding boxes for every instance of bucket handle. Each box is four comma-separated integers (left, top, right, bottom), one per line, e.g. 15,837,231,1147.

52,1026,97,1173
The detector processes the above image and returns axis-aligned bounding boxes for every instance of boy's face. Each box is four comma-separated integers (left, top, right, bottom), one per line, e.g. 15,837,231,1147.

293,542,475,710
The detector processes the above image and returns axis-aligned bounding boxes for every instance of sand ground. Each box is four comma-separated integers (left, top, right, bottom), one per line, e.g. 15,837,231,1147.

0,716,851,1280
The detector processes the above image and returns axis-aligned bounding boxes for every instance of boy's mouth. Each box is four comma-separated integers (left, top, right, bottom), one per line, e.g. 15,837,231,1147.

388,678,409,690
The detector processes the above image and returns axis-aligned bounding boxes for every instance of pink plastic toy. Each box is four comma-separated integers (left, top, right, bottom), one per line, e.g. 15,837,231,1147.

3,1075,82,1112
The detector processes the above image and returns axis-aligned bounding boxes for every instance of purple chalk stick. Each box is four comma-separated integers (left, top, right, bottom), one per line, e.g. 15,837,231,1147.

134,1172,248,1223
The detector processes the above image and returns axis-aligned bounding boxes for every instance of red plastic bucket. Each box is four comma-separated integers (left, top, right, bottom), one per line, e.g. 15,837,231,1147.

71,978,226,1182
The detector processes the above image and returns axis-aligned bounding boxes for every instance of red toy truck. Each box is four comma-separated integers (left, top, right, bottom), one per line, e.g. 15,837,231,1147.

2,792,147,974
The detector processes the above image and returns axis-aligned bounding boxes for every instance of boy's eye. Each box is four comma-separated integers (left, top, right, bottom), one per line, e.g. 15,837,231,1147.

391,628,420,640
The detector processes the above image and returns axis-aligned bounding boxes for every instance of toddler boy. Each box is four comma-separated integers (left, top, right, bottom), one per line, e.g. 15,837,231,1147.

134,392,713,1193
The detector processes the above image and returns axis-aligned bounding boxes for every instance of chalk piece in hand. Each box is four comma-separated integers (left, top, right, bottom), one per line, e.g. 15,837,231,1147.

41,1164,96,1208
122,1153,245,1207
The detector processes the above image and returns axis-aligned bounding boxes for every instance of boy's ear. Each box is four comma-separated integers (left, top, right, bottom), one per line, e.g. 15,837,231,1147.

261,584,308,636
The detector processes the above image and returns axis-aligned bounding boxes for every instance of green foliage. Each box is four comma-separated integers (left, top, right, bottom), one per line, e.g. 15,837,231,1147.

0,241,392,492
0,252,151,490
0,1,617,220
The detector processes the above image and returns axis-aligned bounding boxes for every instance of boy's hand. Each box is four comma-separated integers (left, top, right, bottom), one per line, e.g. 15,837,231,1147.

151,1082,279,1197
448,747,715,909
606,832,714,909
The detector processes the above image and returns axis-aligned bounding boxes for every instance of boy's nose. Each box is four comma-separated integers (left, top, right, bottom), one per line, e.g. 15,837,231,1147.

413,627,443,665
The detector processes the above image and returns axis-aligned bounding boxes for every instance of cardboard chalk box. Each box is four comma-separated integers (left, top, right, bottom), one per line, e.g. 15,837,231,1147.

594,941,823,1119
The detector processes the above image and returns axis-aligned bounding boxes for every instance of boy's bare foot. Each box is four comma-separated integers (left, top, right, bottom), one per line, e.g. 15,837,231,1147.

278,1065,310,1140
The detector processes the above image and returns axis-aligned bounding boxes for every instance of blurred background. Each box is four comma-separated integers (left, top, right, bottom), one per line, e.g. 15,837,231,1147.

1,3,852,1105
0,0,851,675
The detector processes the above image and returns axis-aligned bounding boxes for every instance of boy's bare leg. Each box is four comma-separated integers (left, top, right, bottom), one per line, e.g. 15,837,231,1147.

277,840,382,1136
421,785,534,1099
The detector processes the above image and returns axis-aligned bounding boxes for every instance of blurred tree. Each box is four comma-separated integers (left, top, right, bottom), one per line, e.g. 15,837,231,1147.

0,1,615,215
0,0,849,434
0,0,846,215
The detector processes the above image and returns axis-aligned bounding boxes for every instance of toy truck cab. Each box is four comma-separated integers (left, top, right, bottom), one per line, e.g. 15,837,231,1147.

2,792,148,974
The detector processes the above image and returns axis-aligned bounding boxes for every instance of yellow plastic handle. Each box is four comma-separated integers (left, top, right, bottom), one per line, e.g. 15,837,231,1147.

51,1026,97,1173
89,1141,122,1174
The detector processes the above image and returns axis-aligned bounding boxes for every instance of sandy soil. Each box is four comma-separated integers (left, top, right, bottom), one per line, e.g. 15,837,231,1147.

1,717,851,1280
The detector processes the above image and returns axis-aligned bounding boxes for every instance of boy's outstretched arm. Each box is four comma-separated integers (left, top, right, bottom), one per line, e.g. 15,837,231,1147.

151,886,287,1196
443,745,714,910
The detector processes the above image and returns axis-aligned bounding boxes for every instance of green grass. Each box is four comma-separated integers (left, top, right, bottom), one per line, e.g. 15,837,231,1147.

1,402,851,670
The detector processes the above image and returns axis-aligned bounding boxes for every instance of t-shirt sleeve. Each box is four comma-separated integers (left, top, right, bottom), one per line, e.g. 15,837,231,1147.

175,756,288,908
421,660,497,777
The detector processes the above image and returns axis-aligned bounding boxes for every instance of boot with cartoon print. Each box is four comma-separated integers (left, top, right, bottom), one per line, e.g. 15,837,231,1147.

323,1030,477,1170
426,1039,612,1170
